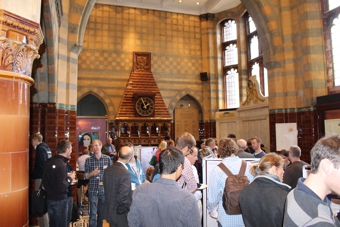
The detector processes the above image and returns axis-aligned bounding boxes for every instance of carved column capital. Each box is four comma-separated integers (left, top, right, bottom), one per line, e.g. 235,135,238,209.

0,10,43,77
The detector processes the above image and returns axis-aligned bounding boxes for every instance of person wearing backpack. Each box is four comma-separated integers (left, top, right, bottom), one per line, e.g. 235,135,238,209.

207,138,254,227
239,153,291,227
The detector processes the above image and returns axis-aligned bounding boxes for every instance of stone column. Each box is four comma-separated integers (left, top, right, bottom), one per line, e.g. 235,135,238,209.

0,9,43,226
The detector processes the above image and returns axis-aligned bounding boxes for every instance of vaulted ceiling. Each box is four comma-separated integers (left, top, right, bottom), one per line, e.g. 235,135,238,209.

97,0,241,15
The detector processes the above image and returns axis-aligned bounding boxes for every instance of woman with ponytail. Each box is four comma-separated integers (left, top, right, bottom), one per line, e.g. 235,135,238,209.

239,153,291,227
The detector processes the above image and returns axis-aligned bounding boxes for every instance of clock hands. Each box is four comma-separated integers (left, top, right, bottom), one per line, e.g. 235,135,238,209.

141,98,149,110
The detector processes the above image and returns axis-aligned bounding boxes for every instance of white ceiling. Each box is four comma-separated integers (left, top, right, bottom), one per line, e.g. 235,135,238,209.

97,0,241,15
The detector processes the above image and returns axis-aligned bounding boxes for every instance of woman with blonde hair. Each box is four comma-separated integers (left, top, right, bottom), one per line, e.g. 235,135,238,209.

239,153,291,227
156,140,167,163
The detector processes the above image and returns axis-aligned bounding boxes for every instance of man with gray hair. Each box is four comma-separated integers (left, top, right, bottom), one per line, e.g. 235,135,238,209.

283,145,309,188
236,139,255,158
283,135,340,226
175,132,197,193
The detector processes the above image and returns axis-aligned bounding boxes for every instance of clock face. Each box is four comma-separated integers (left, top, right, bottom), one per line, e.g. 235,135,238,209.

135,97,155,116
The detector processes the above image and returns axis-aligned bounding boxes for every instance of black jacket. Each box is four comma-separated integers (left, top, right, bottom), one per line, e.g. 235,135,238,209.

31,142,52,179
102,162,132,226
239,175,291,227
42,155,72,201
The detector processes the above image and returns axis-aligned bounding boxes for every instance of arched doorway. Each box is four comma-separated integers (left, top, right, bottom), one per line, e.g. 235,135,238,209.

77,94,108,155
174,95,202,140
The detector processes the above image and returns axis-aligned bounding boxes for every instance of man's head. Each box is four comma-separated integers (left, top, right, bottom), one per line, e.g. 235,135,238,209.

288,145,301,162
308,135,340,197
175,132,196,156
31,133,43,147
160,147,184,180
187,147,198,165
107,137,112,144
251,136,262,151
237,139,247,151
310,135,340,174
218,138,238,158
56,140,72,159
92,139,102,155
227,134,237,143
118,143,134,163
205,138,216,150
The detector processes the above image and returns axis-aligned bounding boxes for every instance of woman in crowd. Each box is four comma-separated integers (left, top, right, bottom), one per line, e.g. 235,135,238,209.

239,153,291,227
146,167,154,182
200,147,214,159
167,139,175,148
280,149,291,170
155,140,167,163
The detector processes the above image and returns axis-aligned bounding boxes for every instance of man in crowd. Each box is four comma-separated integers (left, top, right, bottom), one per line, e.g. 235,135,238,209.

103,144,134,227
175,132,197,193
283,145,309,188
126,143,148,187
284,135,340,226
236,139,255,158
227,133,237,143
42,140,76,227
207,138,254,226
101,137,116,160
205,137,217,158
85,139,111,227
31,133,52,227
187,147,203,221
128,147,200,227
251,136,266,158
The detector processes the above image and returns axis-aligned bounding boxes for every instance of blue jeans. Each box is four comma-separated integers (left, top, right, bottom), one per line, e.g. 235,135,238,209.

46,198,68,227
89,193,105,227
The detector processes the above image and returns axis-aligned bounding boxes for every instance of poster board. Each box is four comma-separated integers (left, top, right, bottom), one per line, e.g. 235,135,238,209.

139,146,157,174
275,123,298,151
202,158,259,227
324,119,340,136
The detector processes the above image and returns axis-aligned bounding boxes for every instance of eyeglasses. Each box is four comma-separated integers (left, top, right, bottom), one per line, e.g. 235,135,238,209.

187,147,194,154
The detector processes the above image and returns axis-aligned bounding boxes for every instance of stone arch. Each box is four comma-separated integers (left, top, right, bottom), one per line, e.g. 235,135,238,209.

168,89,204,118
68,0,96,50
77,85,116,118
241,0,282,70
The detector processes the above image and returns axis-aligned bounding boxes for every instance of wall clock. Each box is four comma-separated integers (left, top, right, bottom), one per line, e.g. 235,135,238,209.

135,96,155,116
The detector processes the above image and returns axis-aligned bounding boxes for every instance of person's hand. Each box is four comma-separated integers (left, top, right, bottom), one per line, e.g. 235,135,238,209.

92,167,100,176
209,208,218,219
68,171,76,180
143,180,150,184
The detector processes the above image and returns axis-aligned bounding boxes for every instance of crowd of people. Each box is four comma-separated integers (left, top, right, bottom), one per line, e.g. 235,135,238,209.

30,132,340,227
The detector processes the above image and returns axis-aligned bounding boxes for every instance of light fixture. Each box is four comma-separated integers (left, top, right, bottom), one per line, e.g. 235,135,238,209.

179,0,182,2
197,2,199,4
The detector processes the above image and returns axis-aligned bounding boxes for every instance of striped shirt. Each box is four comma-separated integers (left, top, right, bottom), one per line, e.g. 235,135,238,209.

85,154,111,196
207,156,254,227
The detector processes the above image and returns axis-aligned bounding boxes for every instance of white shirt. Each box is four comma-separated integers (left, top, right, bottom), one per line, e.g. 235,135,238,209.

77,154,90,171
191,165,202,201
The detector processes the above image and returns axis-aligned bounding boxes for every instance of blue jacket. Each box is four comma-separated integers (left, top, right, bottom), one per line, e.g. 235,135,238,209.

126,159,146,187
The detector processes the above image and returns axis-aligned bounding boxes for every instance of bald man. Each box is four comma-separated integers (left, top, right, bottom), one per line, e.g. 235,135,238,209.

236,139,255,158
103,144,134,227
